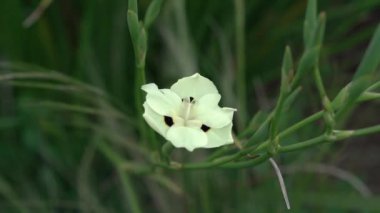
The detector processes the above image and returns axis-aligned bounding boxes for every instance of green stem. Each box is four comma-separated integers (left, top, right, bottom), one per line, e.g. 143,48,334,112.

161,141,174,163
97,141,125,165
206,146,230,161
155,146,257,170
279,111,323,138
117,169,142,213
209,87,301,160
209,110,322,162
155,153,270,170
235,0,247,129
244,112,273,146
249,110,324,153
279,124,380,153
313,67,328,100
220,153,270,169
274,89,380,142
97,142,143,213
154,88,380,170
352,124,380,137
313,65,335,130
0,177,28,213
155,124,380,170
248,86,377,153
279,135,326,153
367,81,380,91
135,64,148,144
358,91,380,102
268,92,286,154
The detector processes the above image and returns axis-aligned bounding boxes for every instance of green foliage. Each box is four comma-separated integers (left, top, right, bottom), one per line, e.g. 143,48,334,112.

337,25,380,117
0,0,380,212
144,0,163,29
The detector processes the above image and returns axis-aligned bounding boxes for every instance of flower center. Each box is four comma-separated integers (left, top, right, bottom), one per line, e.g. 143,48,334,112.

182,96,195,124
162,96,211,132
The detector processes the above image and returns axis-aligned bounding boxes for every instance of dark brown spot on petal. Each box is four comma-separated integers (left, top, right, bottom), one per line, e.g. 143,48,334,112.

201,124,210,132
190,96,194,102
164,116,174,127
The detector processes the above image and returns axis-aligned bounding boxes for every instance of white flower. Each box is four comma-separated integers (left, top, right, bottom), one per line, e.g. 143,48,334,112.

142,73,236,151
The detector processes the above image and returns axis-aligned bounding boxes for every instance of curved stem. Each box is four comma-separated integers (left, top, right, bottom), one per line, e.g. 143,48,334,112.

269,158,291,210
279,135,326,153
153,124,380,170
351,124,380,137
279,124,380,153
279,111,323,138
220,153,270,169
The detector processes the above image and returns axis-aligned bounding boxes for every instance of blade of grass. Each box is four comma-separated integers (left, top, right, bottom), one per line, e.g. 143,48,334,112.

303,0,317,49
0,176,28,213
337,24,380,117
234,0,247,129
97,141,142,213
144,0,163,29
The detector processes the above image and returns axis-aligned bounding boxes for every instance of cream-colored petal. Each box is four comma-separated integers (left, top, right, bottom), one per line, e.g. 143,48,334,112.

203,123,234,148
166,126,207,151
185,119,202,128
170,73,219,100
191,93,236,128
222,107,237,120
142,83,182,116
142,102,169,137
197,93,221,107
141,83,159,93
193,104,235,128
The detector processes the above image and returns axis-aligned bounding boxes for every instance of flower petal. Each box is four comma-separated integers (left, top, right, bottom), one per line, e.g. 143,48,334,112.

141,83,159,93
193,104,236,128
197,93,221,107
203,123,234,148
142,102,169,137
170,73,219,100
166,126,207,151
142,83,182,116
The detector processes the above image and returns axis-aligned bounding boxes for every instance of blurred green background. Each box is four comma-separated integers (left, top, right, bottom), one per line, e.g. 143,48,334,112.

1,0,380,212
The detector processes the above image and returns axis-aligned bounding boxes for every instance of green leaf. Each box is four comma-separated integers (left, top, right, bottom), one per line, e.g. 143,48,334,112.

128,0,138,14
269,46,296,153
281,46,293,93
353,24,380,80
245,113,272,147
291,47,319,89
283,86,302,111
127,10,140,48
337,25,380,115
239,111,268,138
303,0,318,49
314,12,326,47
332,84,349,110
144,0,163,29
137,23,147,65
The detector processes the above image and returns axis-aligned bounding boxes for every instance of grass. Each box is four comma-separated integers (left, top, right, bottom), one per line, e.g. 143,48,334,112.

1,0,380,212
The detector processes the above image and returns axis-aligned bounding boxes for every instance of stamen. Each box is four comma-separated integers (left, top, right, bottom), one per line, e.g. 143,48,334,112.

201,124,210,132
181,97,196,125
164,116,174,127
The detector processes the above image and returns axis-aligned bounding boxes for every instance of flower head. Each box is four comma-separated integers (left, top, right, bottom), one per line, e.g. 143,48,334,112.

142,73,236,151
